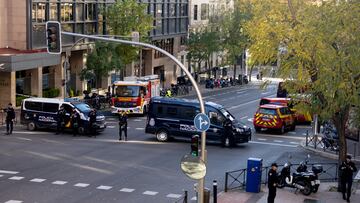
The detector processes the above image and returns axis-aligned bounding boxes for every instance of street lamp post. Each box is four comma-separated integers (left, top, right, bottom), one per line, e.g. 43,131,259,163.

62,31,207,203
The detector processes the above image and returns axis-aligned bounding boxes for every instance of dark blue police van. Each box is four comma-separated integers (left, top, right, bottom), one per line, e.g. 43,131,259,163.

145,97,251,145
20,98,106,134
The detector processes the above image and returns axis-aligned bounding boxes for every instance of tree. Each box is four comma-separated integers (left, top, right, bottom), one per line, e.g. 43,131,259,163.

246,0,360,178
82,0,153,86
187,29,220,77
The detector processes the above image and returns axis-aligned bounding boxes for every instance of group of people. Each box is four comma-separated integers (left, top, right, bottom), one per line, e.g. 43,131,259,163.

266,155,357,203
56,105,97,137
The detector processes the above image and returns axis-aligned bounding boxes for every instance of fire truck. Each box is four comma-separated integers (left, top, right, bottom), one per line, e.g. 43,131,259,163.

110,75,160,115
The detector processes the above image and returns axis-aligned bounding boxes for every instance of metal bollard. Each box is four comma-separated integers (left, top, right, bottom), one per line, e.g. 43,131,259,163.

213,180,217,203
184,190,188,203
314,134,317,149
306,130,308,146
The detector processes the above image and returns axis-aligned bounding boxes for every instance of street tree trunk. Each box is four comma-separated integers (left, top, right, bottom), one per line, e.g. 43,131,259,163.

332,106,350,190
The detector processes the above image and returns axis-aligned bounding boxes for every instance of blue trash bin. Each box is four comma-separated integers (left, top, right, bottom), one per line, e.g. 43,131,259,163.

246,158,263,193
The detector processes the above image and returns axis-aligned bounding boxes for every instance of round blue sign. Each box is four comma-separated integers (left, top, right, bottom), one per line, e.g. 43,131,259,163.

194,113,210,132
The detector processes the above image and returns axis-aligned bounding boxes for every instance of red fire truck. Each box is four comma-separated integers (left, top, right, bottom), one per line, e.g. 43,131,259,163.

110,75,160,115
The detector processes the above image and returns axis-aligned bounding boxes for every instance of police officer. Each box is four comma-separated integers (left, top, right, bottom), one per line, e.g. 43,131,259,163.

222,119,234,147
118,110,128,141
339,155,357,202
88,109,97,137
4,103,15,135
70,108,80,137
56,105,66,135
165,89,172,98
267,163,278,203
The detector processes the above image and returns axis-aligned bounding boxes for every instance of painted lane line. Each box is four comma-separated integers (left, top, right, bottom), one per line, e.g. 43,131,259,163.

249,141,297,148
74,183,90,188
302,133,308,136
30,178,46,183
166,194,182,198
143,191,158,196
290,142,299,145
133,119,142,122
52,181,67,185
273,140,284,143
5,200,23,203
191,196,197,201
16,137,32,141
97,185,112,190
0,170,19,174
254,133,305,140
240,116,248,119
9,176,24,180
0,175,3,178
135,128,145,130
257,138,267,141
228,94,276,110
120,188,135,193
107,126,116,129
107,118,116,121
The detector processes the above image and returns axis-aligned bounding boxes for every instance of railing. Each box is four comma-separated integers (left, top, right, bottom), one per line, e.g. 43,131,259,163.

173,190,188,203
224,162,338,192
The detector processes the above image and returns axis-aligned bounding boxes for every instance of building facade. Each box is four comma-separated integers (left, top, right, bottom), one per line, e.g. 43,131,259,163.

0,0,188,108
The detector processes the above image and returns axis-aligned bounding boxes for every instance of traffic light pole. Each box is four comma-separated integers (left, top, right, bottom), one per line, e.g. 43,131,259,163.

62,31,207,203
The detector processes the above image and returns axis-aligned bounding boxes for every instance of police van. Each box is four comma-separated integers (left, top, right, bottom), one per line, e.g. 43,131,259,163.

145,97,251,145
20,98,106,134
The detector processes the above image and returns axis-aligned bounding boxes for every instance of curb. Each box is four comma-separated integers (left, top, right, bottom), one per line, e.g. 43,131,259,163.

300,140,360,163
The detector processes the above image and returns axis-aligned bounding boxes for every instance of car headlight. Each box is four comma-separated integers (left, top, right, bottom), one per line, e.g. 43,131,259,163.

236,128,244,133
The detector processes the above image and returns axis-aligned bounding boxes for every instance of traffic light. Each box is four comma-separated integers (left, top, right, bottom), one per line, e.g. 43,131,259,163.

191,135,199,157
46,21,62,54
61,79,66,86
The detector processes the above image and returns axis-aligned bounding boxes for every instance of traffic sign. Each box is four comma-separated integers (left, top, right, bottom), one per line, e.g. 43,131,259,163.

194,113,210,132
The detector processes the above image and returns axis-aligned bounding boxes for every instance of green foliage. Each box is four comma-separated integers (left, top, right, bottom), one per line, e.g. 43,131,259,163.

16,95,28,107
43,88,60,98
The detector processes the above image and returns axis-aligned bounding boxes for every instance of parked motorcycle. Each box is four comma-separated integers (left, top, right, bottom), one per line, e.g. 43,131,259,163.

277,155,323,195
243,76,249,84
321,121,339,151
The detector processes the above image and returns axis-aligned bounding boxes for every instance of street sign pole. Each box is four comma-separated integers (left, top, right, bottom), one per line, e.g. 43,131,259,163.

62,31,207,203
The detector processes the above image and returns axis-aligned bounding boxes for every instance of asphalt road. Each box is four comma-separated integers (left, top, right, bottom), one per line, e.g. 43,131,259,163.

0,82,333,203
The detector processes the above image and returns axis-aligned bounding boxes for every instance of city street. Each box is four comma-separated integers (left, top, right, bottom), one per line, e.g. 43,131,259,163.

0,83,330,203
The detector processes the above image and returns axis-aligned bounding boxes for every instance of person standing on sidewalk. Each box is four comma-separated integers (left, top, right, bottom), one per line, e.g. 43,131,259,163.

70,108,80,137
56,105,66,135
339,155,357,202
118,110,128,141
88,109,97,137
4,103,15,135
267,163,278,203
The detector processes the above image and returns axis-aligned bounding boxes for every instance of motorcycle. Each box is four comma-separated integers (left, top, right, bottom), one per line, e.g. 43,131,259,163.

277,155,323,195
243,76,249,84
321,121,339,151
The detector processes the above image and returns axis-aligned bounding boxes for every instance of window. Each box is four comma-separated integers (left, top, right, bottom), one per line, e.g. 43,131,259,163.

115,86,140,97
182,107,196,118
43,103,59,113
86,23,96,34
32,3,46,23
201,4,209,20
209,111,224,126
154,38,174,58
86,3,96,20
76,3,84,21
61,3,74,22
49,3,58,21
259,108,277,115
156,4,162,18
180,4,187,16
169,4,176,17
25,102,42,111
167,107,178,116
193,5,198,20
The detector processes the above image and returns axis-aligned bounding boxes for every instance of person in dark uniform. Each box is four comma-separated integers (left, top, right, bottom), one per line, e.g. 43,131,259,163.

88,109,97,137
56,105,66,135
118,110,128,141
267,163,278,203
4,103,15,135
221,119,234,147
339,155,357,202
70,108,80,137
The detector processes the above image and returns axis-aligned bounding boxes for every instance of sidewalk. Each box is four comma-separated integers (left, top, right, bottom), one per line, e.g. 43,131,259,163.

218,182,360,203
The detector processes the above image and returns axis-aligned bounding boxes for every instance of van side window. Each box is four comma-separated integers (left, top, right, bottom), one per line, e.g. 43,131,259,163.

167,107,178,116
43,103,59,113
209,111,224,126
183,107,196,118
62,104,73,113
25,101,42,111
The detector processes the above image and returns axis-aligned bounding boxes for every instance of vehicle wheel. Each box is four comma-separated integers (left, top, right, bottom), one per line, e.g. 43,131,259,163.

255,127,261,133
278,125,285,134
78,127,85,135
298,180,312,196
27,122,36,131
312,184,319,193
277,178,285,188
156,129,169,142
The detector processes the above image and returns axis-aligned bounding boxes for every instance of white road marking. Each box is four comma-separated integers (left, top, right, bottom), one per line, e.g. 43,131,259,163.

288,131,296,135
254,133,305,140
228,94,276,110
290,142,299,145
191,196,197,201
9,176,24,180
97,185,112,190
240,116,248,119
107,126,116,129
16,137,32,141
52,181,67,185
30,178,46,183
74,183,90,188
107,118,116,121
5,200,23,203
249,141,297,148
247,118,254,122
261,92,270,95
120,188,135,193
133,119,142,122
143,190,158,196
257,138,267,141
135,128,145,130
166,193,182,198
302,133,308,136
0,175,3,178
273,140,283,143
0,170,19,174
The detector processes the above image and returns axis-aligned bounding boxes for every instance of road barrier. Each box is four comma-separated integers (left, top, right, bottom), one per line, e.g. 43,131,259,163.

224,162,338,192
